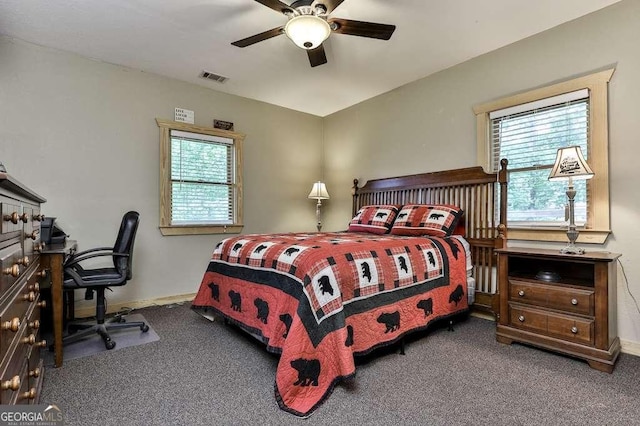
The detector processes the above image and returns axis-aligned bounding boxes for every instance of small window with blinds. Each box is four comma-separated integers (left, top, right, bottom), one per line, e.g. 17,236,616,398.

489,89,590,227
156,119,245,236
170,130,234,224
473,69,613,243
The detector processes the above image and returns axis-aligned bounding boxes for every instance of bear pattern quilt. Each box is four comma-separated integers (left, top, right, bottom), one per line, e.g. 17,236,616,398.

192,232,470,417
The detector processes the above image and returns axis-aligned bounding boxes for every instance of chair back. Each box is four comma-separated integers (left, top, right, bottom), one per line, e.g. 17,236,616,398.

112,211,140,280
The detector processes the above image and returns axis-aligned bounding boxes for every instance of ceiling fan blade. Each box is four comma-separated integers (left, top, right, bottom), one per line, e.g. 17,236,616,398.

254,0,295,15
231,26,284,48
312,0,345,14
307,44,327,67
329,18,396,40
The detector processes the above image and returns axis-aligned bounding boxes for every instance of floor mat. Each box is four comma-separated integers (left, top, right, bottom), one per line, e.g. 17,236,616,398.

44,313,160,365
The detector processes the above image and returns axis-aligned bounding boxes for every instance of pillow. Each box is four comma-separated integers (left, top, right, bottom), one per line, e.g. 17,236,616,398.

391,204,463,237
348,205,399,234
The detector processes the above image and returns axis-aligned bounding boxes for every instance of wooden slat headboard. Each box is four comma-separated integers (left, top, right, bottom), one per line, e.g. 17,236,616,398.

352,159,508,315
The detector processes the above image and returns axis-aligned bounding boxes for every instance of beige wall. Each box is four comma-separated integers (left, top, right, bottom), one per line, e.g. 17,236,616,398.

323,0,640,347
0,36,323,309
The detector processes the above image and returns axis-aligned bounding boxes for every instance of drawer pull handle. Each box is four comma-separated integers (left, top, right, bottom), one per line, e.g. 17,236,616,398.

4,212,19,224
19,213,29,223
1,376,20,391
20,388,37,400
3,264,20,277
28,282,40,293
25,230,38,240
22,291,36,302
36,269,48,278
21,334,36,345
571,326,579,334
29,320,40,330
1,317,20,332
37,300,47,309
29,367,41,378
17,256,30,267
518,315,525,322
33,214,45,222
518,290,525,297
571,298,578,305
35,339,47,348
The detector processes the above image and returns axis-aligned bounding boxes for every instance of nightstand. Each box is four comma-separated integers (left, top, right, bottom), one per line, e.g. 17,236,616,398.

495,247,621,373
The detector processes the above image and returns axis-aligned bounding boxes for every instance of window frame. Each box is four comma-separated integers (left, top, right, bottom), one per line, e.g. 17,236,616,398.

473,68,614,244
156,118,244,236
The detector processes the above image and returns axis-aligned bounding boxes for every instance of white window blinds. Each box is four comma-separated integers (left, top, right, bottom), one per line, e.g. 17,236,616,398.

489,89,590,226
170,130,235,225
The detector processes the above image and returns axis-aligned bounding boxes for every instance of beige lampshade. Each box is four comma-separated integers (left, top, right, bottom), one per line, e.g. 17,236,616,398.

308,181,330,200
548,146,594,181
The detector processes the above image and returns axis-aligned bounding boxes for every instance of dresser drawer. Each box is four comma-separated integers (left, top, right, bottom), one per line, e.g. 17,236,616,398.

509,279,594,316
1,202,22,234
0,326,29,404
0,269,39,363
509,304,594,345
1,244,24,297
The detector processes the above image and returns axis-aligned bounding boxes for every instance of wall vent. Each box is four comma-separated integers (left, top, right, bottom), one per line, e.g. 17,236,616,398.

200,70,228,83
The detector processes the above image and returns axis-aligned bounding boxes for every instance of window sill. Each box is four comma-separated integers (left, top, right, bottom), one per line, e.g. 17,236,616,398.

507,227,610,244
159,225,243,236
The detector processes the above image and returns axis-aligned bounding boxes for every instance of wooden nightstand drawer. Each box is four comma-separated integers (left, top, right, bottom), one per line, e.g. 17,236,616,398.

509,279,594,316
509,304,594,345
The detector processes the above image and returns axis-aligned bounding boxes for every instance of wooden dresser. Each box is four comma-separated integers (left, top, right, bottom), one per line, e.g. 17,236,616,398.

496,247,621,373
0,172,47,404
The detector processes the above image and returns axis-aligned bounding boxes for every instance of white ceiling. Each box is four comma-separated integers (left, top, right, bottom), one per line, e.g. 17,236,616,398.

0,0,620,117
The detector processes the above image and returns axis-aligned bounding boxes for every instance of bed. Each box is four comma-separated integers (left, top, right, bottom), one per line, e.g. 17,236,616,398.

192,161,508,417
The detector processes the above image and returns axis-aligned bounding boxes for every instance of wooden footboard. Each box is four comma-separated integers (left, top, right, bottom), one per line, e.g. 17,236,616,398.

352,159,508,316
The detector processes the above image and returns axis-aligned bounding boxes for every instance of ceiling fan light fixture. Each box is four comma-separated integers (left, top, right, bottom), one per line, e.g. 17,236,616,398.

284,15,331,50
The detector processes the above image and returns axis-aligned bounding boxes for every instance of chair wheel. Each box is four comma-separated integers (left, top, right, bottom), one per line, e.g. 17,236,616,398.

141,324,149,332
105,340,116,350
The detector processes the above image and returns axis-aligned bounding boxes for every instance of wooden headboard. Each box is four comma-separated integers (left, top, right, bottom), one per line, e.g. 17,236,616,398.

352,159,508,315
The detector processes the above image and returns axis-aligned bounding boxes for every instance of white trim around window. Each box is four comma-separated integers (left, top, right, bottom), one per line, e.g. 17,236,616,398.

156,118,245,236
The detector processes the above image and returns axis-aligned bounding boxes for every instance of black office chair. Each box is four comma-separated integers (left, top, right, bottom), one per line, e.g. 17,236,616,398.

62,211,148,350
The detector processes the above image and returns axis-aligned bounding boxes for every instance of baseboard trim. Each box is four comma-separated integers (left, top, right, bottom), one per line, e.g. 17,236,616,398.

74,292,197,319
620,339,640,357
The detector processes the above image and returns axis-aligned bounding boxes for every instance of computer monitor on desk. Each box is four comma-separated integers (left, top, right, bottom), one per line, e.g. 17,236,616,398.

41,218,67,245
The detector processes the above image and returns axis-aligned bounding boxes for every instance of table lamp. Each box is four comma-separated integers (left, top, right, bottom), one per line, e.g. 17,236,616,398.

548,145,594,254
308,181,329,232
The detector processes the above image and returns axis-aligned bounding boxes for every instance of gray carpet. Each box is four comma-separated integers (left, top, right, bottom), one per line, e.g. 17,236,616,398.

40,303,640,425
43,314,160,365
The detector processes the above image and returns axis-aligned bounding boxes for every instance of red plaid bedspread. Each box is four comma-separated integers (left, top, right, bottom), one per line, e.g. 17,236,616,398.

192,232,469,417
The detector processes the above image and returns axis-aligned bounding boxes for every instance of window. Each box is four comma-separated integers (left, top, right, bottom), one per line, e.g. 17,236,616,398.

473,69,614,243
156,119,244,235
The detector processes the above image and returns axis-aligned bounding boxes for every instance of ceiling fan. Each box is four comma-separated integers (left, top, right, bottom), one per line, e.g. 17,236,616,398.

231,0,396,67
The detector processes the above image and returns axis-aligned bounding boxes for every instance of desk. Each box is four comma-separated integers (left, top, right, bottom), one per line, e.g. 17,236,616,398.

40,240,77,367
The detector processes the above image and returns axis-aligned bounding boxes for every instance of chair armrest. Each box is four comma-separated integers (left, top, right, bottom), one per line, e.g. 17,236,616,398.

64,247,112,265
70,246,112,257
64,251,129,268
